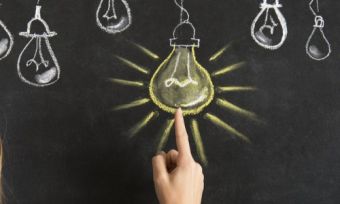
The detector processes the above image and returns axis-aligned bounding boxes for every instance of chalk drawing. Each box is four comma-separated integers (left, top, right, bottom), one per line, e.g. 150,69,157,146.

251,0,288,50
112,0,263,165
96,0,132,34
164,51,198,88
149,0,213,116
306,0,331,61
17,5,60,87
0,4,14,61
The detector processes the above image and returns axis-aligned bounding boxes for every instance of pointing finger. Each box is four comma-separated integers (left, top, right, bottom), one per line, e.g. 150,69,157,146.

175,109,192,158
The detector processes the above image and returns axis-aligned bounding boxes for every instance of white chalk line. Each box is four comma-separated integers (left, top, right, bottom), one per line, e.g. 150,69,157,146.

17,5,60,87
251,0,288,50
96,0,132,34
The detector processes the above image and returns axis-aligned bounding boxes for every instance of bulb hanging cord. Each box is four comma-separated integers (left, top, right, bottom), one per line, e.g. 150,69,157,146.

174,0,190,23
309,0,324,28
37,0,41,5
170,0,199,47
309,0,320,16
179,0,184,23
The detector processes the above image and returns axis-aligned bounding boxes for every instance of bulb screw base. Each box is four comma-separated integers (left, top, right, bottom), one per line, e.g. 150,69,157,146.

170,38,200,48
313,16,325,28
19,5,57,38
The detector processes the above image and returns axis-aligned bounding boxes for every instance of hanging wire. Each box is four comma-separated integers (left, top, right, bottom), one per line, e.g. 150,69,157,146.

309,0,320,16
171,0,198,43
180,0,183,23
174,0,190,23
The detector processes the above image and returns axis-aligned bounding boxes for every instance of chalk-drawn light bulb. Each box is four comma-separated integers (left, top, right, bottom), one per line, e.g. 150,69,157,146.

251,0,288,50
306,16,331,60
149,22,214,116
96,0,132,34
17,5,60,87
0,19,14,60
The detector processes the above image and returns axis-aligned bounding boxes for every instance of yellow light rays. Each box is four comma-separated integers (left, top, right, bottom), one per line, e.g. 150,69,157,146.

216,98,263,124
116,56,150,75
130,42,160,60
190,119,208,166
108,78,145,88
217,86,258,93
110,41,262,164
112,98,151,111
127,111,159,138
204,113,250,143
156,119,175,152
209,41,234,62
211,61,246,77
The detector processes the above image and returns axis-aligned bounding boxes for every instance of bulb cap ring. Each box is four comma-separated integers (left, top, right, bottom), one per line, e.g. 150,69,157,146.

170,38,200,47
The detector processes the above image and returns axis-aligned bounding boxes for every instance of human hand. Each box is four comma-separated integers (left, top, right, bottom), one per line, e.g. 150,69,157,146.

152,109,204,204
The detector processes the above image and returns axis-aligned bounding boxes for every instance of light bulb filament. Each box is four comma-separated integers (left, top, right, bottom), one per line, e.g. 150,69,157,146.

164,51,198,88
259,10,278,35
26,37,49,72
103,0,117,20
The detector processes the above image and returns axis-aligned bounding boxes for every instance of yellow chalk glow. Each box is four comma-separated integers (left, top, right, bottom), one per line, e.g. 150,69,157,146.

149,47,214,116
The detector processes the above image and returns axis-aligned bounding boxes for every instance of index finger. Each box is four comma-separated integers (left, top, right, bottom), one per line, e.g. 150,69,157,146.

175,109,192,158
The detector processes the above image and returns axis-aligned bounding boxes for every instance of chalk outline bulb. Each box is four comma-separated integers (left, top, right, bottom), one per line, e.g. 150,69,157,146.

17,5,60,87
149,0,214,116
251,0,288,50
0,19,14,61
96,0,132,34
306,17,331,61
0,3,14,61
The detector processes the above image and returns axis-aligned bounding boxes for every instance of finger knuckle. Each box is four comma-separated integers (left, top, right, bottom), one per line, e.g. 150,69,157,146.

187,161,196,169
152,156,158,162
154,174,167,184
196,163,203,171
168,149,178,155
152,155,162,164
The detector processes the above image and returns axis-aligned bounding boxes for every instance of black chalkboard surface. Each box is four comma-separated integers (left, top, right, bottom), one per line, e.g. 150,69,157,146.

1,0,340,203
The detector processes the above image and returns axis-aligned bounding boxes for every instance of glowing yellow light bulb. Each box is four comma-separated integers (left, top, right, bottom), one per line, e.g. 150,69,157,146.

149,18,214,116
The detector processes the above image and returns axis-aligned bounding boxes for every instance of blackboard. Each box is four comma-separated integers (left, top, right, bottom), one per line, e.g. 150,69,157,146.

1,0,340,203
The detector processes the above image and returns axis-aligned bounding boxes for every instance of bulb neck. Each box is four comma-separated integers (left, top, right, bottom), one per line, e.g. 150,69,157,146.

19,5,57,38
34,6,42,19
314,16,325,28
260,1,282,9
